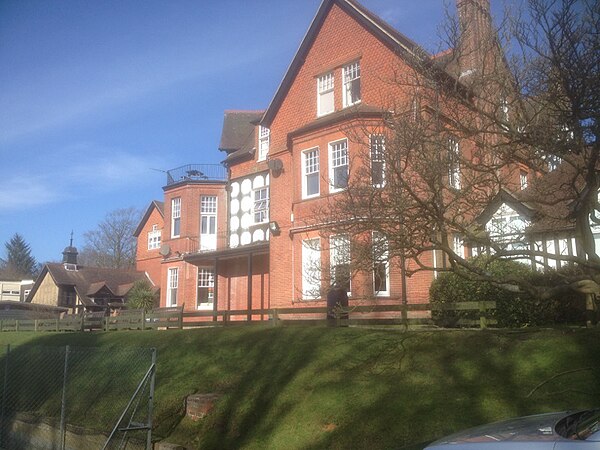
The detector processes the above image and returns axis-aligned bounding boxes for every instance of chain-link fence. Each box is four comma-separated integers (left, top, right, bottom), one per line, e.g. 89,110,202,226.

0,345,156,450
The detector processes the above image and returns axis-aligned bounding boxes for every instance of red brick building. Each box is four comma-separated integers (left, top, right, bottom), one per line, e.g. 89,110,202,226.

137,0,548,317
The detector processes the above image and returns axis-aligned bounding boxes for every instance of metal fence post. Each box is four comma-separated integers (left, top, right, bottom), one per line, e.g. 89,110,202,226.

59,345,70,450
146,348,157,449
0,344,11,447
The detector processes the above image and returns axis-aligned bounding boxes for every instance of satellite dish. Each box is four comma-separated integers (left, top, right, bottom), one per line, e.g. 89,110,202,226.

267,158,284,175
159,244,171,257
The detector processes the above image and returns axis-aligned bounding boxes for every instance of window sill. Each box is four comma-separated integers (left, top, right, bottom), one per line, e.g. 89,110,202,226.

302,193,320,201
343,100,361,109
317,110,334,118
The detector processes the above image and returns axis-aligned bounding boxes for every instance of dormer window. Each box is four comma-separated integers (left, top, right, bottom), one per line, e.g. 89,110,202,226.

343,61,361,107
317,72,334,116
258,126,270,161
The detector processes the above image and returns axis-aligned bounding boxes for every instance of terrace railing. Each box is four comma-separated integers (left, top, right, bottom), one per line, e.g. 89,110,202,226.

165,164,227,186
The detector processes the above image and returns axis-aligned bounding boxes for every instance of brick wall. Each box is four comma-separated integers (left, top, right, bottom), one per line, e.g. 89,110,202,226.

160,182,227,309
263,4,426,308
135,206,164,287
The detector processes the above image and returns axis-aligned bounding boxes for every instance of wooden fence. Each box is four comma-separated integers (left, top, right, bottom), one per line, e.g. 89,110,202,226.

0,301,496,333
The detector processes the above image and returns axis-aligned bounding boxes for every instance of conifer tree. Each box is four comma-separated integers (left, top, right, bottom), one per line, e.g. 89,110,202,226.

0,233,38,279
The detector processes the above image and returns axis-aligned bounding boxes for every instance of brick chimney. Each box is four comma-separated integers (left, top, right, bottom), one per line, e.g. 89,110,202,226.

456,0,494,81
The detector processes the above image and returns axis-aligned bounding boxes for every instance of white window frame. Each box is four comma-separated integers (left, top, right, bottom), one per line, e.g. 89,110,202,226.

453,234,465,259
317,72,334,116
448,137,461,190
330,234,351,295
302,238,321,300
167,267,179,307
258,126,270,161
329,139,349,193
342,61,361,107
197,267,215,310
147,224,161,250
370,134,385,188
372,232,390,297
253,187,269,224
302,147,320,199
200,196,217,251
520,170,528,190
171,198,181,238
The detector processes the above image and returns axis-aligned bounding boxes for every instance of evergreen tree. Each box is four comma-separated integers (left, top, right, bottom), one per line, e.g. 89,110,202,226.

0,233,38,279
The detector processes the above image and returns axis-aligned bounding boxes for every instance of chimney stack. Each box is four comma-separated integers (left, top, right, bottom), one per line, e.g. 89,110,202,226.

456,0,494,81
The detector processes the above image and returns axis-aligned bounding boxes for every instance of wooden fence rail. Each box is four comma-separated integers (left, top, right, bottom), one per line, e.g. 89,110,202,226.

0,301,496,333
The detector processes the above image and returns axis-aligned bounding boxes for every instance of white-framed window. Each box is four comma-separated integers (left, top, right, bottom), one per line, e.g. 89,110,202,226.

258,126,270,161
330,234,351,294
148,224,161,250
197,268,215,310
253,187,269,224
372,232,390,296
302,148,320,198
302,238,321,300
343,61,361,107
329,139,349,192
500,97,509,130
486,204,529,244
167,267,179,306
448,137,461,190
544,154,562,172
200,196,217,251
370,134,385,188
453,234,465,259
171,198,181,238
520,170,528,190
317,72,334,116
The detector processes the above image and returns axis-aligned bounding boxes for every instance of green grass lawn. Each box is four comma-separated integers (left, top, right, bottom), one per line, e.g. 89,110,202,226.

0,325,598,449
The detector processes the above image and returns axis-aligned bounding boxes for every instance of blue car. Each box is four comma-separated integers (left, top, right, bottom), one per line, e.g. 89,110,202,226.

426,409,600,449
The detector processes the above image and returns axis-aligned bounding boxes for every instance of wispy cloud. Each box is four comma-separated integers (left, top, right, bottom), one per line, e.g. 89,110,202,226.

0,43,268,144
0,176,65,210
0,144,165,213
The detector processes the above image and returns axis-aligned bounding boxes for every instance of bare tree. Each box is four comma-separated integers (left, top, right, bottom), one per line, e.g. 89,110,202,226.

79,207,141,269
317,0,600,301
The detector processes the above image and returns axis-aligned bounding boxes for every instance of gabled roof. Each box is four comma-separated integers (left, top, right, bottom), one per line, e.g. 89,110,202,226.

476,188,537,226
260,0,428,127
219,110,264,153
476,160,587,235
27,263,148,307
133,200,164,237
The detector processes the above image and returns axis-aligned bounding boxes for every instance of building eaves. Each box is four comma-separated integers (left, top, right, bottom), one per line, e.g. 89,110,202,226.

133,200,164,237
288,103,384,139
184,241,269,265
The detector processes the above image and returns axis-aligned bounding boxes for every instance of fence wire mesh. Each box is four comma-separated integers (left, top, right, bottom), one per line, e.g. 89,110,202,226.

0,345,155,450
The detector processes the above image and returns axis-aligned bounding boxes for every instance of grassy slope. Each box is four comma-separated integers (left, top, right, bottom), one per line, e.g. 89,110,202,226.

0,326,598,449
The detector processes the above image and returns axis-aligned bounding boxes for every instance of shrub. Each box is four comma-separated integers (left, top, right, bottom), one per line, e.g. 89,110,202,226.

127,279,159,311
430,258,589,328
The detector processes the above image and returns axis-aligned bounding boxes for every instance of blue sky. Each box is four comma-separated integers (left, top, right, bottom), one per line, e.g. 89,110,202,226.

0,0,476,264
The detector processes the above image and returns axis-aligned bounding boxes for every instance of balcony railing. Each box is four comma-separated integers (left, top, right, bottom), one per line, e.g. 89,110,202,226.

166,164,228,186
